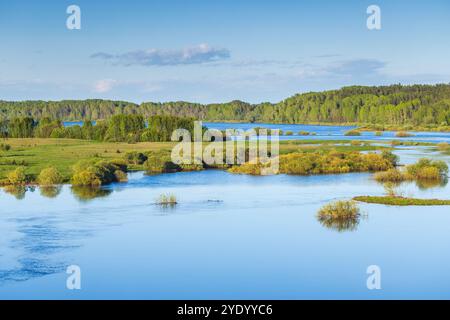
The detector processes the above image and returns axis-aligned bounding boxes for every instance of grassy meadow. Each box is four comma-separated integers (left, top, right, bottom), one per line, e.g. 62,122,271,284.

0,138,392,182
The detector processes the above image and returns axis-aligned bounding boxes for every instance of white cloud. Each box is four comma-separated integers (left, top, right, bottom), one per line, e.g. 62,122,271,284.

93,79,117,93
91,43,230,66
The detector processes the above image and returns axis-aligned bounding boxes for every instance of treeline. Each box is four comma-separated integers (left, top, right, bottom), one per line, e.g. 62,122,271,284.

1,84,450,126
0,115,197,142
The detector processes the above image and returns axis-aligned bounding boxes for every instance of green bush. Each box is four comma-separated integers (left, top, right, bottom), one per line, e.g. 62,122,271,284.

71,159,128,186
37,167,63,186
0,143,11,151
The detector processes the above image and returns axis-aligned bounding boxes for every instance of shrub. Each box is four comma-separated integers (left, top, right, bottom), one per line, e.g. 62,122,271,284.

317,200,360,219
406,158,448,180
124,151,148,165
381,150,399,166
144,151,181,174
350,140,362,146
71,159,128,186
391,140,402,146
374,169,405,183
395,131,413,138
6,167,28,185
229,151,393,176
317,200,361,232
156,194,177,206
0,143,11,151
37,167,63,186
344,130,361,136
437,142,450,152
114,170,128,182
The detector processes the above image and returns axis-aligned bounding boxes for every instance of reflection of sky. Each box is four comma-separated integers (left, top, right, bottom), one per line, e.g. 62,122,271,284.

0,148,450,299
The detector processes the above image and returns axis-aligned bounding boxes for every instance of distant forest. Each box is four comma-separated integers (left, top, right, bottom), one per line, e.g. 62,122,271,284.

1,84,450,127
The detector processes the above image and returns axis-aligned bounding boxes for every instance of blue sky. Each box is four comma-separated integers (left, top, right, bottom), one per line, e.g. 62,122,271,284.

1,0,450,103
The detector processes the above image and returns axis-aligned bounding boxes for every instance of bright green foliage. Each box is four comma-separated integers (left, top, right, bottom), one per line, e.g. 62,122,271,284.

8,117,35,138
1,84,450,127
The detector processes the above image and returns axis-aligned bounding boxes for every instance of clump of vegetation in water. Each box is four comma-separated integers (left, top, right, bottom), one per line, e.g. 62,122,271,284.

406,158,448,180
437,142,450,153
374,169,405,183
37,167,63,186
71,159,128,186
229,150,394,176
285,131,293,136
395,131,414,138
317,200,361,232
144,151,182,174
344,130,361,136
374,158,448,184
375,131,383,136
156,194,177,206
354,196,450,206
299,131,310,136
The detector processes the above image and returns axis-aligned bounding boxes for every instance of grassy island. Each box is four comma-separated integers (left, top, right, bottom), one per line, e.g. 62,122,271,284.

354,196,450,206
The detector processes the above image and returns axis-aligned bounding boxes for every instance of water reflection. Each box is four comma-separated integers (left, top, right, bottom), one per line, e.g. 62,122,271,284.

70,186,112,202
2,185,28,199
317,215,361,232
40,186,62,198
416,177,448,190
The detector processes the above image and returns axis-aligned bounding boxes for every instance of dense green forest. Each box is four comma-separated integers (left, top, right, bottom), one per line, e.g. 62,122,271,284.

1,84,450,127
0,115,198,143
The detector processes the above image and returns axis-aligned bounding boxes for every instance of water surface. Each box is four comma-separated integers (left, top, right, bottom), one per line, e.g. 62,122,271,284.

1,146,450,299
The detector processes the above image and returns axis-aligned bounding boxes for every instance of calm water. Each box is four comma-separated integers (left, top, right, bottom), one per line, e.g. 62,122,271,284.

64,121,450,144
1,144,450,299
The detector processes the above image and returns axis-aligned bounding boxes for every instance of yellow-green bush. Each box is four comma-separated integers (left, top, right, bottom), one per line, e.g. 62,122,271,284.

6,167,28,185
71,159,128,186
37,167,63,186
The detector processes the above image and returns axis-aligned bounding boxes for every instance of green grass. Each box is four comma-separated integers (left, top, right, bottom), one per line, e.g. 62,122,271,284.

0,138,174,181
353,196,450,206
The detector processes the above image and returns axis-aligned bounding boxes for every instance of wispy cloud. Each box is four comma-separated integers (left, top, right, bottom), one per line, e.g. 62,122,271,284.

93,79,117,93
327,59,386,76
91,44,230,66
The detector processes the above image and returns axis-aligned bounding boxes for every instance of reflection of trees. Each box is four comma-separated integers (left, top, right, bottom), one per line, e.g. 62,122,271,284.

2,186,27,199
317,215,361,232
40,186,62,198
71,186,112,201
